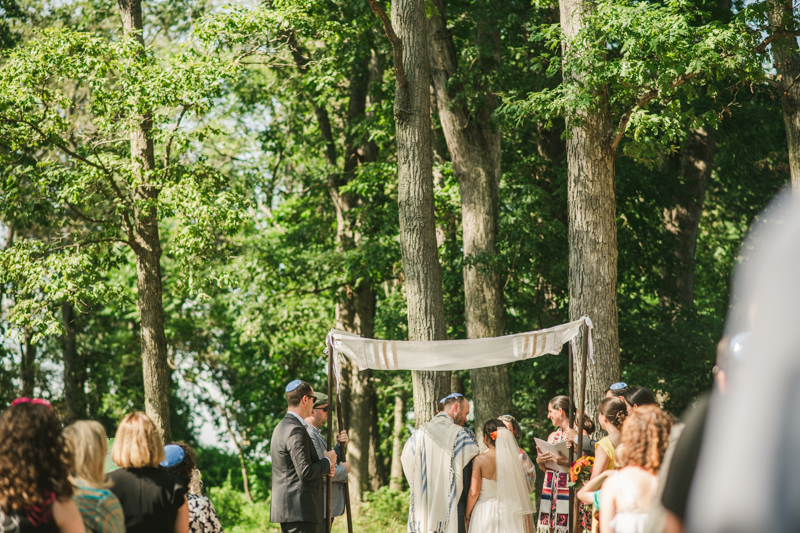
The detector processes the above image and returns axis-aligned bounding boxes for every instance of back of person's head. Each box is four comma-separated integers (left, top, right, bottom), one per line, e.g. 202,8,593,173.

285,381,313,407
581,416,596,435
623,386,656,408
606,382,629,397
163,442,202,495
482,419,505,447
112,412,165,468
620,405,672,474
442,393,467,411
549,395,572,419
598,397,628,430
63,420,111,489
498,415,522,441
0,400,73,512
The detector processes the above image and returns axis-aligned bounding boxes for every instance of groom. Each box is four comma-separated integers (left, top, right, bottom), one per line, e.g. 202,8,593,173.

402,393,480,533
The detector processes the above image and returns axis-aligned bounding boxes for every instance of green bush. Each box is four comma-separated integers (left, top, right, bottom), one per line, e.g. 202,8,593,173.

352,487,409,533
207,473,277,533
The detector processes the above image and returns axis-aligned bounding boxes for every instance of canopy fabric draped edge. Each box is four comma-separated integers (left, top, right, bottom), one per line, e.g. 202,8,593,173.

325,316,593,393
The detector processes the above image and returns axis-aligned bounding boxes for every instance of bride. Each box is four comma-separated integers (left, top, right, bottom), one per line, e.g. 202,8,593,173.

465,420,535,532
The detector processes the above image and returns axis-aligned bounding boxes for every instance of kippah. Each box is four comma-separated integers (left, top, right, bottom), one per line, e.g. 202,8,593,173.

439,392,464,403
159,444,185,468
285,379,302,392
609,382,628,390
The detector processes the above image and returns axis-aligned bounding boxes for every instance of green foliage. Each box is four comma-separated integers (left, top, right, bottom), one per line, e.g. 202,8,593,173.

207,472,276,533
356,487,411,533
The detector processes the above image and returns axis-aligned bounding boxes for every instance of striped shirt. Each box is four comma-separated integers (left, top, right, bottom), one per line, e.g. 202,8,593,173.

72,485,125,533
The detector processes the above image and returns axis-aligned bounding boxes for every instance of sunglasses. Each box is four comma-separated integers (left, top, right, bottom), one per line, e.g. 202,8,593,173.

315,406,329,413
306,395,318,403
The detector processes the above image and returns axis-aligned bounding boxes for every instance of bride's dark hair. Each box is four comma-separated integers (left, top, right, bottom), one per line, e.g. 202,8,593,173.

483,419,505,446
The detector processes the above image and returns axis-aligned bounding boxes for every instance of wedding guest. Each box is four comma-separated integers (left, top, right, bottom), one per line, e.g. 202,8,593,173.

63,421,125,533
599,406,672,533
622,387,656,414
0,398,85,533
161,443,223,533
535,395,573,533
108,413,188,533
605,383,629,398
592,398,627,479
498,414,536,492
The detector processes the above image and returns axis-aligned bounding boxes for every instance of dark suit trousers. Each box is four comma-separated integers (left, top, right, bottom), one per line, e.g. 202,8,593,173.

457,458,475,533
280,522,317,533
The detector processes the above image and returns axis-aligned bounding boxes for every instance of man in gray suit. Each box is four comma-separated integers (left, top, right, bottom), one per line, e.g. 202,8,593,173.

270,380,337,533
304,393,351,526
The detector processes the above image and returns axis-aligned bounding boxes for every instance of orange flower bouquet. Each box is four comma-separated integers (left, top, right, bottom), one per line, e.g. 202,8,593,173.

568,455,594,488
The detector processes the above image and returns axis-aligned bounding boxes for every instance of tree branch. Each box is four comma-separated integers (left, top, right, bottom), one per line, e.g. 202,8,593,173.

755,29,800,55
49,237,130,252
164,104,192,170
24,121,107,172
609,72,696,153
368,0,406,89
65,202,110,226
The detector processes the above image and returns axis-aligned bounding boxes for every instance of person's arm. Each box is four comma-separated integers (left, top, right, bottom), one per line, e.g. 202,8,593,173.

289,425,335,481
173,497,189,533
591,445,610,479
577,470,615,505
465,459,483,531
53,499,86,533
332,462,350,482
599,477,618,533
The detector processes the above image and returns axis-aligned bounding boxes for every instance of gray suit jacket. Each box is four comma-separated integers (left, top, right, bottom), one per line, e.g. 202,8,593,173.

269,413,331,524
306,425,348,518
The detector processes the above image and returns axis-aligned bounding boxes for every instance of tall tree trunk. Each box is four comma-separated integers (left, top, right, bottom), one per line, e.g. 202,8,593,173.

662,128,716,309
118,0,171,441
375,0,451,427
62,301,85,422
559,0,621,422
767,0,800,195
20,329,35,397
427,0,511,441
389,393,406,490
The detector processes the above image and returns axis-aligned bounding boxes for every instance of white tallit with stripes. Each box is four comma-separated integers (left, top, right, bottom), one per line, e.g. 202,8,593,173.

401,413,480,533
326,318,592,393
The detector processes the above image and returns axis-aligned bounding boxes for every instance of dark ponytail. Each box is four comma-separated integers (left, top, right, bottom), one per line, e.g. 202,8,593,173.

598,397,627,430
483,419,505,446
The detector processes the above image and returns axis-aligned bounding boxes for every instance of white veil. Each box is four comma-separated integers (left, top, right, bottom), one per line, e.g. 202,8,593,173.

495,427,535,531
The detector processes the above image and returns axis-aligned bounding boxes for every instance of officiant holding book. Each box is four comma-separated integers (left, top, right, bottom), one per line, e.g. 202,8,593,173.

536,396,574,533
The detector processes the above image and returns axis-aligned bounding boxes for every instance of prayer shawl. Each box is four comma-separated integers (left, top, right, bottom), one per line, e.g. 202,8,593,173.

401,413,480,533
537,431,569,533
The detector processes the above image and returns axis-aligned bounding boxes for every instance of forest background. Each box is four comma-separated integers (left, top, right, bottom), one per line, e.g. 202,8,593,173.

0,0,794,530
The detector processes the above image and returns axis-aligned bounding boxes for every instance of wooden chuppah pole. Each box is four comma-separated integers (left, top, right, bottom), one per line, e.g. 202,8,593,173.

335,395,354,533
574,327,589,532
327,344,334,533
568,341,575,533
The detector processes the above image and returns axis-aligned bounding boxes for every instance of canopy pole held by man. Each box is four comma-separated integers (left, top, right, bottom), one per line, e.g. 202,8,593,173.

335,394,354,533
326,342,334,533
568,341,575,533
574,332,589,533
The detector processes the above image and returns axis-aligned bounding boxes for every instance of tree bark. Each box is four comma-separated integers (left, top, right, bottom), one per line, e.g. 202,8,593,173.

62,301,85,422
389,393,405,490
662,128,716,309
767,0,800,195
559,0,621,423
427,0,511,442
20,329,35,397
118,0,171,441
384,0,451,427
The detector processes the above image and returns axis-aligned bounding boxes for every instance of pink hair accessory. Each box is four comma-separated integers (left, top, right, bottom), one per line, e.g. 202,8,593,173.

12,397,53,409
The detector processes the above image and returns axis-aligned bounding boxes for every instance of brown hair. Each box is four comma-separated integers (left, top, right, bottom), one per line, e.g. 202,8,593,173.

285,381,313,408
620,405,672,474
482,419,505,447
112,412,165,468
442,395,467,411
163,442,202,495
598,397,628,430
63,421,111,489
0,403,73,512
498,415,522,440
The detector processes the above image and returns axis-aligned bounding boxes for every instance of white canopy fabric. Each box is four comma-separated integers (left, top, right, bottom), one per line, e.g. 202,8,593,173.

325,316,594,394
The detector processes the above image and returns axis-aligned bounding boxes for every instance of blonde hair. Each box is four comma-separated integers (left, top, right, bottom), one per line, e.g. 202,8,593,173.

64,421,111,488
112,412,165,468
620,405,672,474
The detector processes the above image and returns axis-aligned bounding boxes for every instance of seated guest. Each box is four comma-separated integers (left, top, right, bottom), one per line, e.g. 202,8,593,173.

606,382,629,398
0,398,85,533
161,443,223,533
108,413,188,533
63,421,125,533
599,406,672,533
622,386,657,414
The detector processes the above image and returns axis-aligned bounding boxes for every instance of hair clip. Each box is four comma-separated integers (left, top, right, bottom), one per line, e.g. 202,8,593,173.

12,397,52,409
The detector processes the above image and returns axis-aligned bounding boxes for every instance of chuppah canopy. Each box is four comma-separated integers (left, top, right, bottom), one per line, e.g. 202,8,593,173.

325,316,594,392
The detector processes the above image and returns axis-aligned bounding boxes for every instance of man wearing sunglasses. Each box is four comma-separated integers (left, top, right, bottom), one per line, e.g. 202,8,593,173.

270,380,337,533
305,393,351,528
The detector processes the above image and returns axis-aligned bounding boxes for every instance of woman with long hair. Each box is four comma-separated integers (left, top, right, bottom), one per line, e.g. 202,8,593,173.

465,420,534,533
0,399,85,533
161,442,223,533
599,406,672,533
63,421,124,533
108,413,189,533
535,396,572,533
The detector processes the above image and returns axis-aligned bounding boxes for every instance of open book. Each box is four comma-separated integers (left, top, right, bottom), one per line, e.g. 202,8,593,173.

534,438,570,473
